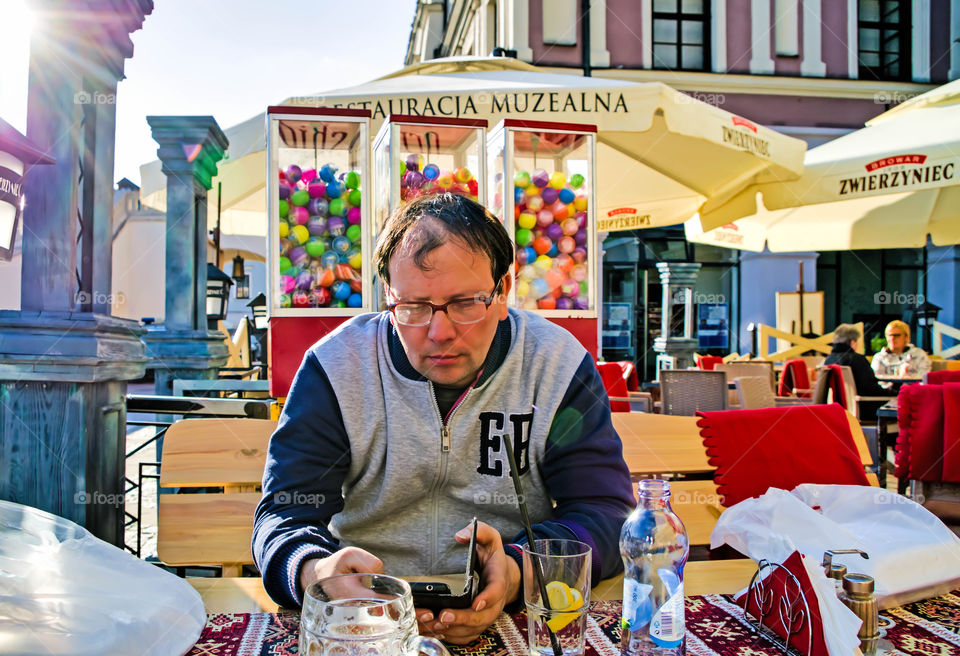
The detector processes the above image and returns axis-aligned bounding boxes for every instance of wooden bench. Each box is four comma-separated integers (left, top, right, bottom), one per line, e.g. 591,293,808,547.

158,418,277,578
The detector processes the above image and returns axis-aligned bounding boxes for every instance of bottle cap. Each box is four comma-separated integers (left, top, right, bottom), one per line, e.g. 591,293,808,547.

826,563,848,580
637,479,671,498
842,573,875,595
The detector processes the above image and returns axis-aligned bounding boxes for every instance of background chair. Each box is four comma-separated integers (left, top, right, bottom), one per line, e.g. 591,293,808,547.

778,358,813,397
596,361,631,412
925,370,960,384
696,355,724,370
660,370,727,416
734,376,776,409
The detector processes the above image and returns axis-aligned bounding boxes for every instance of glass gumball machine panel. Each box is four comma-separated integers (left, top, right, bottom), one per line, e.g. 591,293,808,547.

488,120,597,319
268,109,372,316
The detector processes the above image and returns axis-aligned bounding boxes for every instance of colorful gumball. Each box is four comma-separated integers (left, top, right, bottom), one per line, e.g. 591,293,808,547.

334,263,354,281
279,183,291,200
279,199,289,219
537,297,556,310
561,218,578,236
308,198,329,217
280,293,291,308
518,265,536,281
348,249,363,270
555,297,573,310
544,223,563,242
301,168,317,184
571,264,588,282
525,184,540,198
544,269,564,290
333,235,351,254
558,187,576,204
514,186,525,205
279,255,291,272
515,228,533,247
533,255,553,275
325,181,343,199
571,247,588,264
575,211,588,229
548,171,566,189
467,178,478,197
546,242,559,258
404,171,425,189
561,279,579,296
579,280,589,296
307,217,326,238
558,236,576,253
531,169,549,188
515,247,532,266
290,246,308,267
292,291,310,308
327,216,346,236
526,196,545,213
574,229,588,246
306,238,326,257
321,250,339,270
310,288,331,307
329,198,346,218
514,170,531,188
346,206,361,226
291,189,310,207
455,167,472,183
348,277,362,293
436,173,454,190
405,154,420,172
530,278,549,299
316,268,336,287
348,189,361,207
286,165,302,183
517,212,537,230
532,236,552,255
344,171,360,189
551,201,569,222
281,274,295,294
516,280,530,300
308,182,326,198
554,253,573,273
573,194,588,211
292,206,310,226
573,298,589,310
569,173,584,188
278,221,289,239
541,187,559,206
290,225,309,246
536,210,554,228
331,280,351,300
346,224,362,244
422,164,439,180
296,270,313,291
319,163,338,183
347,292,362,308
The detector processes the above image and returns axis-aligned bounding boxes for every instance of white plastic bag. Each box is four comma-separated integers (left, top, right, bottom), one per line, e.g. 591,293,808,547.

0,500,205,656
712,484,960,608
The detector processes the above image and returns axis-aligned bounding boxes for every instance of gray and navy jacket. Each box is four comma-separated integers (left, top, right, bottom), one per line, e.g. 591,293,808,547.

252,308,635,609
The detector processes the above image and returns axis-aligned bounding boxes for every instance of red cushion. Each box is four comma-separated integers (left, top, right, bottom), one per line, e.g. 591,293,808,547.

697,355,723,371
822,365,848,409
927,370,960,385
697,404,869,507
614,360,640,391
778,359,811,396
596,362,630,412
942,384,960,481
896,384,945,481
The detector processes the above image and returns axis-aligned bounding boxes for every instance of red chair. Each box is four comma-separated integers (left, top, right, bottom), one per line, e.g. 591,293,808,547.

896,382,960,522
613,360,640,392
697,403,870,507
925,370,960,385
778,359,812,397
596,362,631,412
696,355,724,371
812,364,848,409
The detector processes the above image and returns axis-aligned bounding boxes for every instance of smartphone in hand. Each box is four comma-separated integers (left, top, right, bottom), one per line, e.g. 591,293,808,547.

410,517,479,611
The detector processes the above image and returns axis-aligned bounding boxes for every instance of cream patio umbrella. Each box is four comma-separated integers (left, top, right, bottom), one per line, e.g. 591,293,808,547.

139,57,806,236
686,79,960,251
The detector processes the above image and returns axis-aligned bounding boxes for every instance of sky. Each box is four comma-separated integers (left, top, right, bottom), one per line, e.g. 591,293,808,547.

0,0,416,186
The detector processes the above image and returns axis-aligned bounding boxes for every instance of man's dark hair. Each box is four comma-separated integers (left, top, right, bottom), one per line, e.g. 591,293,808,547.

374,193,513,287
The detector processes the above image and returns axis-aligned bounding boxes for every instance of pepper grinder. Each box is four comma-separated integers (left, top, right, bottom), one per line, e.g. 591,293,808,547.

839,574,880,656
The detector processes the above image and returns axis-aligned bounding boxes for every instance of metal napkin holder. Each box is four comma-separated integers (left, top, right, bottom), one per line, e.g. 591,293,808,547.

740,559,814,656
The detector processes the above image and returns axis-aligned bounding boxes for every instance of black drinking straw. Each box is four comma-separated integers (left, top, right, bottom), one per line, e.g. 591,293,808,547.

502,435,563,656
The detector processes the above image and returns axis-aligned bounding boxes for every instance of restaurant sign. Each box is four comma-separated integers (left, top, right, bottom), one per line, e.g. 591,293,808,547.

598,207,652,232
837,153,956,197
0,165,24,259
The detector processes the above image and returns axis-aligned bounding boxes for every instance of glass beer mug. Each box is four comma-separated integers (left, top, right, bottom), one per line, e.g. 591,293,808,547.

300,573,451,656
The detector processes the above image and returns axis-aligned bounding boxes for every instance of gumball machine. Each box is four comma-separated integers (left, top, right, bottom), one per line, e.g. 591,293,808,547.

487,119,598,356
372,115,487,296
266,107,372,397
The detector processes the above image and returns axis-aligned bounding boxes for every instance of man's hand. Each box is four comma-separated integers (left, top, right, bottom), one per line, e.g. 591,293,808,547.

299,547,384,596
417,521,522,645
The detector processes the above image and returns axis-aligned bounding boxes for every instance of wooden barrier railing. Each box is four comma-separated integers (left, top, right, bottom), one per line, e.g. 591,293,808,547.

932,321,960,360
756,322,863,362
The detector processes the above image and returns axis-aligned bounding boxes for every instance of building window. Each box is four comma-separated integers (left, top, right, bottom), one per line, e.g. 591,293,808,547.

858,0,911,80
652,0,710,71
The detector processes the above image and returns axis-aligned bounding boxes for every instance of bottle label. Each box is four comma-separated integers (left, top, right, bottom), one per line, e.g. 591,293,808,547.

621,578,653,630
651,583,684,648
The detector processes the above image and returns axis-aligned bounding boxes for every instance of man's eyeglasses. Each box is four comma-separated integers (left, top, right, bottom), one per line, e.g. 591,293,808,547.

387,283,502,327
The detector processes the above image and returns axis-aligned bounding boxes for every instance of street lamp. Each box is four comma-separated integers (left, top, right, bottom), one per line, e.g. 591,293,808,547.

232,254,249,299
913,301,942,351
206,262,233,328
0,117,54,261
247,292,267,330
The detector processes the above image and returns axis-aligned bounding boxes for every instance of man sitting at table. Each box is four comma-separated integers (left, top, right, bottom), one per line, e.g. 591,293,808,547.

252,193,635,644
870,319,931,379
825,323,894,421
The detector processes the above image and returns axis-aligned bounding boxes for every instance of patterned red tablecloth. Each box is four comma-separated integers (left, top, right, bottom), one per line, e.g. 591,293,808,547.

187,591,960,656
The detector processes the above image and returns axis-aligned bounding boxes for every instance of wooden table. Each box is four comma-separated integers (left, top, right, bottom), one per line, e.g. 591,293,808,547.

612,413,712,477
188,560,757,614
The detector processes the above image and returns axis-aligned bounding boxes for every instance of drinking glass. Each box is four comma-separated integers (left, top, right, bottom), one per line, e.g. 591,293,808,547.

522,540,592,656
299,573,451,656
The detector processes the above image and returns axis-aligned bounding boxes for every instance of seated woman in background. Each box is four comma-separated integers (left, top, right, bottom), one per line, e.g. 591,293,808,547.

826,323,893,421
871,319,931,378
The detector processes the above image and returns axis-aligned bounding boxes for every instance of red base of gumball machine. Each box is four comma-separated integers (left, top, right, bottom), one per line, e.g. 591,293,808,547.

269,316,352,398
547,317,597,360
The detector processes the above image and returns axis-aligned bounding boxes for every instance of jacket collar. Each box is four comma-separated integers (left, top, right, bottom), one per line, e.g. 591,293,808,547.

388,314,512,387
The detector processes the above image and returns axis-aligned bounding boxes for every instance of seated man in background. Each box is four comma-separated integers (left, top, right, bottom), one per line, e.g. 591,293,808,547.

825,323,894,421
871,319,931,379
252,193,634,644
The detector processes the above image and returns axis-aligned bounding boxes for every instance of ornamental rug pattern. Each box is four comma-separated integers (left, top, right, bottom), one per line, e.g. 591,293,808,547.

185,591,960,656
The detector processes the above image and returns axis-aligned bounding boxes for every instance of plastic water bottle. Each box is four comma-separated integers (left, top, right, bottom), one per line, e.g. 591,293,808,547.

620,480,689,656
